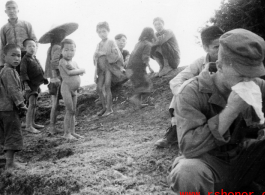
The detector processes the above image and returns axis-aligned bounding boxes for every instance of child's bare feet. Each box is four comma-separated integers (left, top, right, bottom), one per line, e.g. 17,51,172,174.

72,133,84,139
33,123,44,129
97,108,106,116
5,162,26,170
102,110,113,117
24,126,41,134
62,134,78,140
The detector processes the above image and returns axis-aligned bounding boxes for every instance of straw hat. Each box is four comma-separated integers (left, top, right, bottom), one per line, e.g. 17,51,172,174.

38,22,79,44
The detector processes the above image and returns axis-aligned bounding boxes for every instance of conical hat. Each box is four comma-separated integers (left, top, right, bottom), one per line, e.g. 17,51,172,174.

38,22,79,44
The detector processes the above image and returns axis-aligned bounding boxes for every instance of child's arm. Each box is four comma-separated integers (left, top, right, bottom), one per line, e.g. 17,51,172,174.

20,58,31,91
2,69,25,108
60,60,85,76
94,65,98,83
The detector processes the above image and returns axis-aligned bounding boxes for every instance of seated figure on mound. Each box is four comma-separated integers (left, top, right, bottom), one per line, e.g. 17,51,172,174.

155,26,224,148
168,29,265,193
151,17,180,77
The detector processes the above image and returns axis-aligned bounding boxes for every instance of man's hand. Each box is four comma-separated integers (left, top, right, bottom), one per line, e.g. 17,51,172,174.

227,91,248,115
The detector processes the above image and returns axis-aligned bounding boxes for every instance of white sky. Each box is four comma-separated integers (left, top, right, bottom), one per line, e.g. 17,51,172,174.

0,0,222,88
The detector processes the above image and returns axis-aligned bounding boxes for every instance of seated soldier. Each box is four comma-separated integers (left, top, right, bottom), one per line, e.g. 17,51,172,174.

155,26,224,147
168,29,265,193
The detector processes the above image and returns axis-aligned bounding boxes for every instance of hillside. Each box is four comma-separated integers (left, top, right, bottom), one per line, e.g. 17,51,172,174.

0,68,186,195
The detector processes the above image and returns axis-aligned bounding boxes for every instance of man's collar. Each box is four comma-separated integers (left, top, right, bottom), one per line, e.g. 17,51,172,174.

8,18,18,24
198,71,227,108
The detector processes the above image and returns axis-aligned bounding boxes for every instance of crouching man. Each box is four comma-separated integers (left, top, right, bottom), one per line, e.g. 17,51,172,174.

168,29,265,193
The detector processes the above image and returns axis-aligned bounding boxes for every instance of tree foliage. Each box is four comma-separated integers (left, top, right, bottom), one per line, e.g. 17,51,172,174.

210,0,265,39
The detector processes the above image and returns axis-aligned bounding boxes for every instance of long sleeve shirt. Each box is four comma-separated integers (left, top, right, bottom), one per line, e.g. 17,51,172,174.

44,44,61,79
20,53,45,87
0,64,24,111
0,18,37,66
175,71,265,159
169,54,211,96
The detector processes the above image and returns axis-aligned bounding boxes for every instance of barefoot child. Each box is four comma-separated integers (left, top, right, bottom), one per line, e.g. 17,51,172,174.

0,44,27,170
127,27,155,108
20,39,48,134
58,39,85,140
39,23,78,135
94,22,125,117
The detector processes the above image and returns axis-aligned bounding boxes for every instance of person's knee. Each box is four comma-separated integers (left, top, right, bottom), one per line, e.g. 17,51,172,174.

168,159,213,192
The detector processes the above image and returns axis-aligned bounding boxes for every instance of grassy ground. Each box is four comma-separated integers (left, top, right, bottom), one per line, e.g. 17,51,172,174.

0,68,185,195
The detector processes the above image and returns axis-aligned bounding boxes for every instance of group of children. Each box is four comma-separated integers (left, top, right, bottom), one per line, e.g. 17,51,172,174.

0,0,181,171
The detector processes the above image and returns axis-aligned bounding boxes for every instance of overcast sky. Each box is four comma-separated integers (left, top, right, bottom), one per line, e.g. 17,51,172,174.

0,0,222,88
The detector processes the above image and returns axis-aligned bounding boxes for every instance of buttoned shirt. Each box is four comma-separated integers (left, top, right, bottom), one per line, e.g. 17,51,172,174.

20,53,45,86
0,18,37,66
0,64,24,111
175,71,265,159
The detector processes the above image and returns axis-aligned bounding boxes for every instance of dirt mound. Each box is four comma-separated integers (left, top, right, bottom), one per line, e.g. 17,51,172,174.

0,67,185,195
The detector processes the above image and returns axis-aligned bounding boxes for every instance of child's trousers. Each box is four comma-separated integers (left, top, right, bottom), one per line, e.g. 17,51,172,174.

0,110,23,151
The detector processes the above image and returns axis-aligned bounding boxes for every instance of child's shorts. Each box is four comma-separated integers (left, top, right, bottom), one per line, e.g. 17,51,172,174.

48,82,62,99
0,110,23,151
24,88,40,101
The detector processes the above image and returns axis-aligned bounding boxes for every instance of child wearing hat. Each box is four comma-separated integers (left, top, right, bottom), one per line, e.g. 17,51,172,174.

0,44,27,170
39,23,78,135
59,39,85,140
0,1,37,74
94,22,125,117
20,39,48,134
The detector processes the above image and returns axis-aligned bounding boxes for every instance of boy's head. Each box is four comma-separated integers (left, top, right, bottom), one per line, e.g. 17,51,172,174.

153,17,164,33
23,39,37,55
96,22,110,40
201,26,224,62
61,39,76,61
5,1,18,19
115,34,127,50
3,44,21,67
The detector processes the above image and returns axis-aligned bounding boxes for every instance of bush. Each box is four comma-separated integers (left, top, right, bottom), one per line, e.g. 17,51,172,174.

209,0,265,39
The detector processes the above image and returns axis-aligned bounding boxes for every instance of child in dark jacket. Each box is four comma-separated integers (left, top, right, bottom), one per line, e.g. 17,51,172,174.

20,39,48,133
